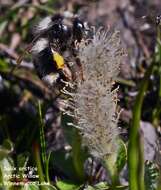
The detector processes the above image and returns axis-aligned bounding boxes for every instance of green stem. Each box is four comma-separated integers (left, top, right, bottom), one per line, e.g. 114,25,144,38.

38,101,47,166
103,153,119,189
128,63,154,190
45,152,51,183
33,142,46,190
111,175,119,189
137,132,145,190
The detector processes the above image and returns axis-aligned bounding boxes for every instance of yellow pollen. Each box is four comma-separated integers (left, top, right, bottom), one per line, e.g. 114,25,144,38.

52,51,64,69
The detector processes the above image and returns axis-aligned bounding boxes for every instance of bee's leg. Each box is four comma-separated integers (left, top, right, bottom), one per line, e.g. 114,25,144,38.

76,57,84,81
61,64,72,81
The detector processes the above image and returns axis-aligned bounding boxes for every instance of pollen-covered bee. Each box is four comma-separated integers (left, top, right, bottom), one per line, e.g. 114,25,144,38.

27,13,89,87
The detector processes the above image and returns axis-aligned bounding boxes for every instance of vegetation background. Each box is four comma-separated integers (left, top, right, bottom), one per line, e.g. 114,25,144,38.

0,0,161,190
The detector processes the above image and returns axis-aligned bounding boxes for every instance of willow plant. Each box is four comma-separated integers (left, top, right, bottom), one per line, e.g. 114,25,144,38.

64,28,125,187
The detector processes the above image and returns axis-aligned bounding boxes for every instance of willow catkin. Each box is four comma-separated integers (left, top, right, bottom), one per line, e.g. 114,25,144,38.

69,28,124,159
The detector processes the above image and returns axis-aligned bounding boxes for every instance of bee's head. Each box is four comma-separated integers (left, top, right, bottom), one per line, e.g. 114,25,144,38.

47,14,72,45
72,17,85,42
34,13,88,50
49,14,87,44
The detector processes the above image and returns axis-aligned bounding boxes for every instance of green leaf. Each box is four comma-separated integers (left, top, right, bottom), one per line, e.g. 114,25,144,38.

83,185,95,190
0,157,14,188
24,184,40,190
85,184,128,190
0,59,10,72
145,161,159,190
17,153,29,168
103,139,127,186
0,21,8,37
56,180,80,190
2,139,13,151
0,139,14,160
116,139,127,173
94,182,110,189
17,153,29,178
42,185,57,190
89,182,128,190
23,184,57,190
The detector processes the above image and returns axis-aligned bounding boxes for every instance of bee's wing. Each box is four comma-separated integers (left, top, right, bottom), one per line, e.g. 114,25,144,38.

32,16,53,36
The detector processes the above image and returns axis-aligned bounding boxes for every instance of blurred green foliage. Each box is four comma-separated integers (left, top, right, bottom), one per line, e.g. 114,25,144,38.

0,0,161,190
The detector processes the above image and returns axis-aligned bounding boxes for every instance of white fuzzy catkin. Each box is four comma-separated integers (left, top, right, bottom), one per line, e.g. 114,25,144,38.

78,29,122,85
71,28,124,158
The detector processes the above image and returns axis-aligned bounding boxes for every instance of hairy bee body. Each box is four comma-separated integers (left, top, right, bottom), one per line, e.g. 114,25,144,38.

31,13,88,86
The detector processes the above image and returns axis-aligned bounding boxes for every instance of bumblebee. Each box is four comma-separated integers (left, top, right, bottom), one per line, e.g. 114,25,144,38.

28,13,89,86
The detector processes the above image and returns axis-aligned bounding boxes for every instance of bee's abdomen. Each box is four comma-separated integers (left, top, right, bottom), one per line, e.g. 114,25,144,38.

33,47,58,78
